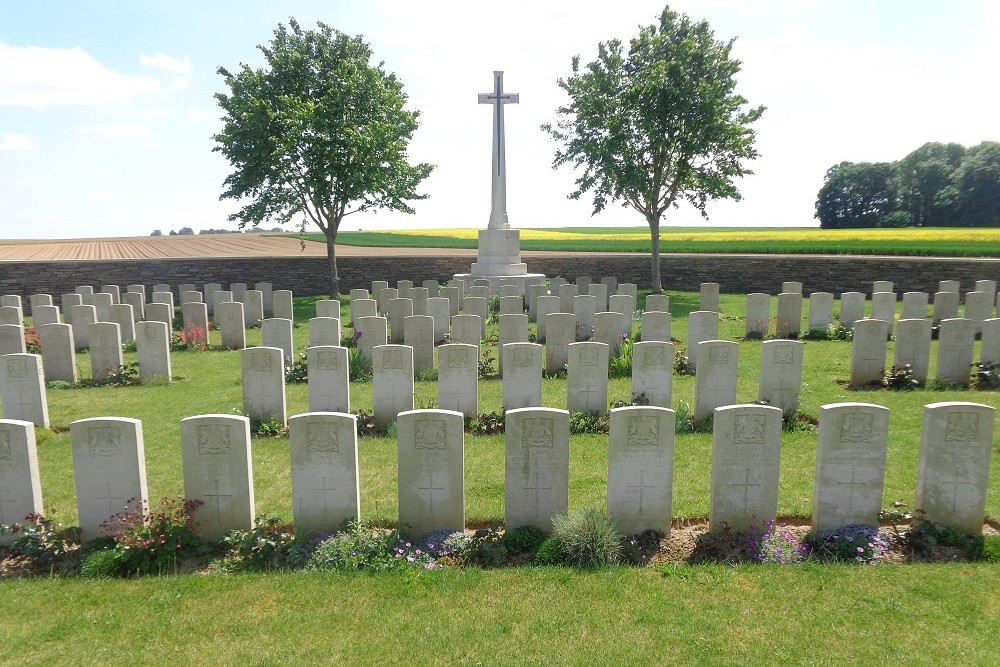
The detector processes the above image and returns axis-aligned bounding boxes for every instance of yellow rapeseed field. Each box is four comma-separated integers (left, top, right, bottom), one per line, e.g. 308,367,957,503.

392,227,1000,243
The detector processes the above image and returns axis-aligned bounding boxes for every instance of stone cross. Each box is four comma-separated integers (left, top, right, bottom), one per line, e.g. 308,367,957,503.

478,70,519,230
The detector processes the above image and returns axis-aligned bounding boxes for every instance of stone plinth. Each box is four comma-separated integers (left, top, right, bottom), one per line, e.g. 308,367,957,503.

455,228,545,291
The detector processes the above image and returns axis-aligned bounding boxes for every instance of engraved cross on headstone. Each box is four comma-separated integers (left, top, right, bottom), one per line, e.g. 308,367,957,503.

203,479,232,523
627,471,656,516
730,468,761,513
0,482,20,521
94,481,126,516
524,470,551,514
940,465,973,513
314,477,337,513
836,467,867,515
478,70,519,230
417,473,445,516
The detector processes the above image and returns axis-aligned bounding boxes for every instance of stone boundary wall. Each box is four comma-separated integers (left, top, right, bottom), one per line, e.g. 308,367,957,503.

2,254,998,307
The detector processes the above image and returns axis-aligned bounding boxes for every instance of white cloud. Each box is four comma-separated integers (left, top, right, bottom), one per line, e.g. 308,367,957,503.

139,53,191,73
167,76,189,91
139,107,173,118
0,44,160,108
78,124,150,138
0,131,34,151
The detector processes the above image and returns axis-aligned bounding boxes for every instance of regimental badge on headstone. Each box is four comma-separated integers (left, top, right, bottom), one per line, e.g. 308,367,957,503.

7,358,28,379
306,423,339,453
946,412,979,442
198,425,232,455
841,414,873,443
87,427,121,457
251,354,272,373
522,418,553,448
627,416,659,447
734,414,766,445
415,420,447,449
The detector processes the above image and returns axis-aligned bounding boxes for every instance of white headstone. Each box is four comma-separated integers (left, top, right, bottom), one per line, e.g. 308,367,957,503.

355,316,388,362
0,307,20,326
109,304,135,343
243,290,264,327
373,344,414,430
587,283,608,312
502,342,542,409
217,301,246,350
535,295,559,341
60,293,81,324
695,341,739,422
70,304,97,350
437,344,478,417
572,294,598,340
632,341,673,408
0,324,25,356
463,296,489,338
700,283,720,313
180,290,203,306
421,280,439,298
37,323,77,383
641,310,671,342
808,292,834,332
645,293,669,313
272,290,294,321
203,283,223,315
307,346,350,413
981,318,1000,365
938,280,960,294
499,295,523,316
759,339,803,417
316,299,341,320
404,315,434,372
75,285,95,305
744,293,770,337
181,302,209,348
813,403,890,532
872,280,893,294
775,292,803,338
151,290,175,312
89,322,123,382
376,287,398,315
974,279,996,295
371,281,389,307
0,419,43,546
181,414,255,541
396,280,414,300
409,287,429,316
439,286,461,316
936,318,974,386
504,407,570,533
450,314,481,353
545,312,575,374
212,290,234,316
350,299,377,323
893,318,932,384
397,409,465,538
871,291,897,334
709,404,783,533
558,283,577,314
135,321,171,381
289,412,359,535
31,304,59,327
901,292,929,320
0,354,49,427
850,319,889,386
70,417,148,542
526,284,548,321
254,282,273,316
608,405,675,535
781,281,803,294
839,292,866,331
592,311,628,355
308,317,341,348
427,297,451,344
963,291,992,336
567,341,609,414
241,347,287,426
387,297,414,344
687,311,719,371
262,318,294,360
933,290,960,323
916,401,995,534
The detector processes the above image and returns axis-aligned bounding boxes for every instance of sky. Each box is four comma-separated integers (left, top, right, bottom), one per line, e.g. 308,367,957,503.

1,0,998,240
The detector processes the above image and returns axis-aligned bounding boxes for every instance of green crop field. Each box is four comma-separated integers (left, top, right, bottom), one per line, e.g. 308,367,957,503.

287,226,1000,257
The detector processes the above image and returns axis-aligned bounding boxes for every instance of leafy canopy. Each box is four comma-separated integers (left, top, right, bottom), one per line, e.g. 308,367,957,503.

212,19,433,297
542,6,765,225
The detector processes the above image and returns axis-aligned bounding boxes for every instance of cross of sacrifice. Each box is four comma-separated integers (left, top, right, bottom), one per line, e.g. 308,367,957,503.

478,71,519,230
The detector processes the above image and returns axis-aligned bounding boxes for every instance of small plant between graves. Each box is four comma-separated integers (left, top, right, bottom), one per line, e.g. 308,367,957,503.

251,417,287,438
972,361,1000,390
0,511,80,571
341,330,361,348
284,352,308,383
220,516,310,572
673,347,694,375
881,364,919,390
805,524,892,564
569,410,610,434
467,410,505,435
85,497,207,577
305,520,436,572
24,326,41,354
170,324,207,352
747,519,807,565
478,349,496,378
543,508,623,568
347,347,372,382
608,335,633,378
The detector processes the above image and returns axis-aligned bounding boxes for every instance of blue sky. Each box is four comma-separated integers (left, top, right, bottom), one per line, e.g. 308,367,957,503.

1,0,998,239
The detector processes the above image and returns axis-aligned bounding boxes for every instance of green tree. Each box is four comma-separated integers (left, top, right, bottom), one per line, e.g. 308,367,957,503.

941,141,1000,227
893,142,965,226
542,6,764,292
814,161,897,229
213,19,433,299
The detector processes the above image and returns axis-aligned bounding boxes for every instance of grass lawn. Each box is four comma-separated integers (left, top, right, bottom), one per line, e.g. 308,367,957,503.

2,290,999,665
288,226,1000,257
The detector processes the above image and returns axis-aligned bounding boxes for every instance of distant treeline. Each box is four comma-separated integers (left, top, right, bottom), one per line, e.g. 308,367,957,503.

149,227,284,236
815,141,1000,229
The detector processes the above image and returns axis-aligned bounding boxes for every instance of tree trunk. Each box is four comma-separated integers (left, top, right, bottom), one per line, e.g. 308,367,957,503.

325,229,340,301
647,215,662,293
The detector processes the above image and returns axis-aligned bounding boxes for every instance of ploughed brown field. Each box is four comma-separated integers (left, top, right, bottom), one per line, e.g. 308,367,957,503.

0,234,479,261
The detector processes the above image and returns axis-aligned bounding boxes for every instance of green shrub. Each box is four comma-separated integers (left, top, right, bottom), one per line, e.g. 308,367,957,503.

882,364,919,390
348,347,372,382
98,497,205,575
306,520,435,572
569,410,610,434
673,348,694,375
220,516,310,571
532,537,567,566
973,362,1000,390
608,336,633,378
467,410,504,435
551,508,622,568
80,548,123,579
501,525,547,554
415,367,438,382
2,512,80,567
807,524,891,564
284,352,308,383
